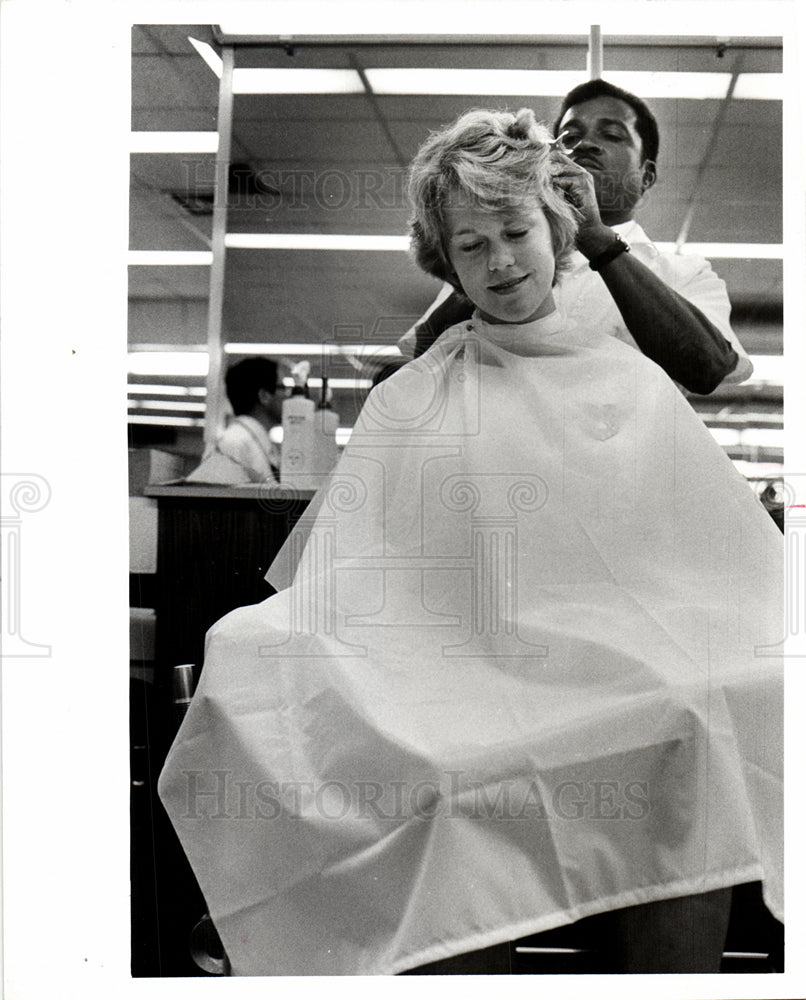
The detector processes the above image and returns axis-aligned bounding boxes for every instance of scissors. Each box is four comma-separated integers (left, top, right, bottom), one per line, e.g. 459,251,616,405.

548,129,576,152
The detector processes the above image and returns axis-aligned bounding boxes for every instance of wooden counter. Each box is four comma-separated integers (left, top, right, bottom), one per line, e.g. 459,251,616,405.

144,483,314,683
133,482,314,976
145,482,316,501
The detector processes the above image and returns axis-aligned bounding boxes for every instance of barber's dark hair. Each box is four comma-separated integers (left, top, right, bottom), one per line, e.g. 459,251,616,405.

553,79,659,164
225,357,278,415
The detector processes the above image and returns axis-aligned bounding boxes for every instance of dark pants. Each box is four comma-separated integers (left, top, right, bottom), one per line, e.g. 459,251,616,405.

402,887,733,975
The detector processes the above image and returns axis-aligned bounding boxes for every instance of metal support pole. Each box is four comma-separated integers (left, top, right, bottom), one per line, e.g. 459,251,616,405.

587,25,602,79
204,45,235,447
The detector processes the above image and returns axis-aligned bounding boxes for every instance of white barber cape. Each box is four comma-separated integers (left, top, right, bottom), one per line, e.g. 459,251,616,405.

159,309,783,976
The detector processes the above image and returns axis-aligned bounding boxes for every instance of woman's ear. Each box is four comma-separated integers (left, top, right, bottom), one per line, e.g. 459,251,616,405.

641,160,657,194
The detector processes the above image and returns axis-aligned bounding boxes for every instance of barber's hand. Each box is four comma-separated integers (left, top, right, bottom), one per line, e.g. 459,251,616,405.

550,150,614,260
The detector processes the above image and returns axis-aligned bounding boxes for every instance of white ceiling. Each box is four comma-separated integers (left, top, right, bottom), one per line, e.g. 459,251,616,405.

130,26,783,311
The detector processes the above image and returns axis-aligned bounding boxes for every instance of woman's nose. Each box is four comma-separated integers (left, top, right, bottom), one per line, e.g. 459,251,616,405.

487,243,515,271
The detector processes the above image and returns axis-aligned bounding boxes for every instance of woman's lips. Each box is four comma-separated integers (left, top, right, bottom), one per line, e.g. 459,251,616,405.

489,274,529,294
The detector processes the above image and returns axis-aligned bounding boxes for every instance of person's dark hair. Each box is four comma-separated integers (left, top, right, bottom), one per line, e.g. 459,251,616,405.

553,79,659,164
225,357,278,415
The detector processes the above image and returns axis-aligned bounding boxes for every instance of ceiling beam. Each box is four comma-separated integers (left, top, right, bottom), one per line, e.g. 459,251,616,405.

674,59,743,251
348,51,408,170
212,31,781,50
130,172,213,250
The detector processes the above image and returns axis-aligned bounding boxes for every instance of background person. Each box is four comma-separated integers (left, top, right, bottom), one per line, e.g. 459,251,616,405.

400,79,752,395
186,357,283,484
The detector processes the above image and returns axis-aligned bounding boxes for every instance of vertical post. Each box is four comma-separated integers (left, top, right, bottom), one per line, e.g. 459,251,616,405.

587,25,603,79
204,45,235,447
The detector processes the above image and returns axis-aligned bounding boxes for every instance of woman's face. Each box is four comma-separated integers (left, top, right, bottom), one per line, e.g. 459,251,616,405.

445,193,556,325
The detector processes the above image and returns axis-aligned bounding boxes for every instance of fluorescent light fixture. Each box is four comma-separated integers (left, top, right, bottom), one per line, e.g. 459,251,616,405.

709,428,742,448
703,411,782,429
127,384,207,396
361,69,751,100
188,36,223,78
732,73,783,100
128,400,206,412
746,355,784,384
224,235,779,260
226,66,780,102
225,233,410,251
130,131,219,154
127,352,210,377
709,426,783,449
232,68,364,94
128,344,208,352
128,414,204,427
280,377,373,389
605,71,730,100
225,343,402,356
516,948,585,955
269,427,354,447
128,251,213,266
731,460,784,478
364,68,583,96
655,243,782,259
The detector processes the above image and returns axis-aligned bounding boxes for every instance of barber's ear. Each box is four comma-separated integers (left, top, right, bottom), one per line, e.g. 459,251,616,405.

258,387,274,406
641,160,657,193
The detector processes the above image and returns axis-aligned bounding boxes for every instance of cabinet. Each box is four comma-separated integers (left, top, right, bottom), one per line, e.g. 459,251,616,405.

131,483,311,976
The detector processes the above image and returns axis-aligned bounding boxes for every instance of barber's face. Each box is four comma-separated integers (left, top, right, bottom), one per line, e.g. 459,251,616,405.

558,95,656,223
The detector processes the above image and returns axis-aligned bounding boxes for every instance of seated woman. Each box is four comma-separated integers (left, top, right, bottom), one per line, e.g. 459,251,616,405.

159,109,783,976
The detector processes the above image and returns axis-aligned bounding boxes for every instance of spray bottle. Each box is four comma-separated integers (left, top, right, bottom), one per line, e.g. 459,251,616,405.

280,361,316,488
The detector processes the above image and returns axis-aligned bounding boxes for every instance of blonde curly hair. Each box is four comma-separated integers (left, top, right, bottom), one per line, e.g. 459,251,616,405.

407,107,579,292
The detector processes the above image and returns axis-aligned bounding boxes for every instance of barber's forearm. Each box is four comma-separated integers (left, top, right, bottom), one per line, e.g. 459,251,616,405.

594,251,738,394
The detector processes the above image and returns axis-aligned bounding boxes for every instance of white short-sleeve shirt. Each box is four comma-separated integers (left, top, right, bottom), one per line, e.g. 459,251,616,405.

186,415,280,483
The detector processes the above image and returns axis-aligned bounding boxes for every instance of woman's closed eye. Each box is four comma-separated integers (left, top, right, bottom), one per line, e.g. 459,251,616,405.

458,229,528,253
